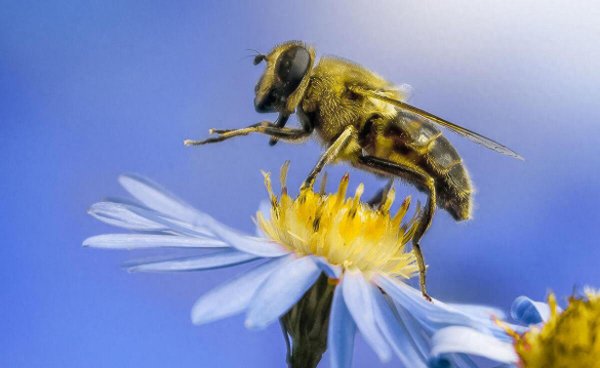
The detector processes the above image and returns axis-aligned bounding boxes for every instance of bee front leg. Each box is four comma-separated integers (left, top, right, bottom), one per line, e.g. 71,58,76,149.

268,114,290,146
184,121,311,146
302,126,356,190
356,155,436,302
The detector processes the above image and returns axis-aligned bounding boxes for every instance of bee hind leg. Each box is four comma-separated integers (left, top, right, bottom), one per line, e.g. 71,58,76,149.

366,179,394,208
184,121,311,146
356,155,436,302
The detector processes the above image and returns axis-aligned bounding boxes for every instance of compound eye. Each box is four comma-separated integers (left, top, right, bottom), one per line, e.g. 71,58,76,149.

276,46,310,96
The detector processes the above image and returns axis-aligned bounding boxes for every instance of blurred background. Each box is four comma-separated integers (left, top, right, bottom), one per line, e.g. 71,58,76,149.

2,0,599,366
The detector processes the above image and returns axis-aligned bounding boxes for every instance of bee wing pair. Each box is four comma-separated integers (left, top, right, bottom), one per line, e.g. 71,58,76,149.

349,85,524,160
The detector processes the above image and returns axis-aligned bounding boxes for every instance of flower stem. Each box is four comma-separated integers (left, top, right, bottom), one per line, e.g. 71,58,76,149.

280,273,335,368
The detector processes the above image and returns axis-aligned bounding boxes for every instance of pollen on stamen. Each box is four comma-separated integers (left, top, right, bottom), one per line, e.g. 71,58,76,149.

256,165,420,279
510,291,600,367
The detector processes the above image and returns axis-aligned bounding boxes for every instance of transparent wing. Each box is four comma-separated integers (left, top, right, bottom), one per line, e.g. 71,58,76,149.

350,85,523,160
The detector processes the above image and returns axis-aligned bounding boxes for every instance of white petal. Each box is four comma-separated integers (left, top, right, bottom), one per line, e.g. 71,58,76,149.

342,270,392,362
83,234,226,250
100,182,288,257
245,256,321,330
328,286,356,368
375,275,501,334
158,210,287,257
89,201,212,237
127,249,257,272
119,175,227,236
153,214,215,237
371,288,427,367
191,256,292,325
312,256,342,279
208,220,289,258
447,354,480,368
378,276,517,343
510,296,551,324
393,303,431,359
118,175,288,257
448,303,507,320
88,202,167,232
119,174,202,223
431,326,518,364
375,275,457,326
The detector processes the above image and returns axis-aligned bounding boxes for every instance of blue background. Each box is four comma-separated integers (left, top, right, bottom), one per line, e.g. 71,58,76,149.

2,1,599,366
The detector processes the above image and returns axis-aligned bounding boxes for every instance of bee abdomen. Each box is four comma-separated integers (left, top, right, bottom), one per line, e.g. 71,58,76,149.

425,135,473,221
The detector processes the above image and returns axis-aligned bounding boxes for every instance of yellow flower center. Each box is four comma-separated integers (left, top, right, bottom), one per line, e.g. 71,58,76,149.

514,291,600,368
256,163,418,279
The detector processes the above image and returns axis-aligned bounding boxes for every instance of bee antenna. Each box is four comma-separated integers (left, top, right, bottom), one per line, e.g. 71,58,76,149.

254,54,266,65
245,48,266,65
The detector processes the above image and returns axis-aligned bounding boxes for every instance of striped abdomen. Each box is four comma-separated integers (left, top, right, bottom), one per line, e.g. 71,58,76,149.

363,113,474,221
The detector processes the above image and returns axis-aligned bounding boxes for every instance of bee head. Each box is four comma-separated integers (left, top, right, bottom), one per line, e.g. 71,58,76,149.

253,41,315,115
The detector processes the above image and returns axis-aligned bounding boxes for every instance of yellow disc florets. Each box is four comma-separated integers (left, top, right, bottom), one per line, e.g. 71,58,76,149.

513,290,600,368
256,164,419,279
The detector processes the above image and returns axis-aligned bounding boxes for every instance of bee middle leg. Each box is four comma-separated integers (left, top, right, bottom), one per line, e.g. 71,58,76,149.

356,155,436,302
184,121,311,146
302,125,356,190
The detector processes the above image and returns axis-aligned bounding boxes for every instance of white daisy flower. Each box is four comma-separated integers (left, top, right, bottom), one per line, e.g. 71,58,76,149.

84,165,509,368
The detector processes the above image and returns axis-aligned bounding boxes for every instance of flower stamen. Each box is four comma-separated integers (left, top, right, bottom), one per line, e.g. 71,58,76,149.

512,291,600,367
257,166,419,279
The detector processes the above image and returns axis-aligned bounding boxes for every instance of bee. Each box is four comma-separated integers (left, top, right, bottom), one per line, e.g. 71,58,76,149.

185,40,522,300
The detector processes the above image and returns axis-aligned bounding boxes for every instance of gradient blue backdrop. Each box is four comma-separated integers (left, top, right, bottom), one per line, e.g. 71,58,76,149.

2,1,599,366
